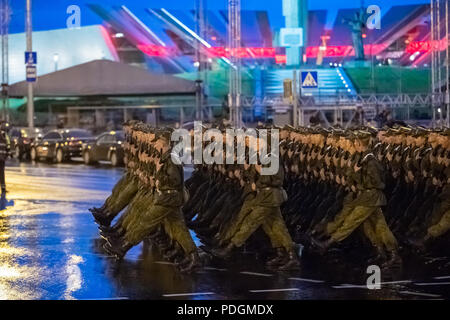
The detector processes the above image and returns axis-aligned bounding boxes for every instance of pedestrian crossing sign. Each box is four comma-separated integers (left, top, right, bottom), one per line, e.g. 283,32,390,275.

301,71,318,88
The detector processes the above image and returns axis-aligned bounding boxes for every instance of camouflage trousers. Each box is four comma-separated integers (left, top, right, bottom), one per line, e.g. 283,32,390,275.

427,207,450,239
220,195,256,243
117,188,154,231
124,203,197,255
326,203,398,252
230,205,294,251
104,174,139,219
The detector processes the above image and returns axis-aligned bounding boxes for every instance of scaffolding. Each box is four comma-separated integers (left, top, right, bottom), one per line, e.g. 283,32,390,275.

228,0,242,127
430,0,450,127
195,0,207,121
0,0,10,121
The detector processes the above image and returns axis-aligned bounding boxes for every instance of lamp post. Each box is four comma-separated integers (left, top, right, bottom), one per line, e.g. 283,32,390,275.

26,0,34,129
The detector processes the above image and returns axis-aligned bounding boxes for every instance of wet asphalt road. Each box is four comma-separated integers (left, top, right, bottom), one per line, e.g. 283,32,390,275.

1,160,450,300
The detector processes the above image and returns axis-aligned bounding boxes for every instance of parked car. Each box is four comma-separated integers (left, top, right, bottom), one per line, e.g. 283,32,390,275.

82,131,125,166
31,129,94,163
9,127,44,161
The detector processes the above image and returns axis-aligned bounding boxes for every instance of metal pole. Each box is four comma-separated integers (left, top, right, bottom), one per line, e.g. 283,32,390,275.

437,0,443,127
1,0,10,122
228,0,241,128
292,69,298,127
445,1,450,127
431,0,436,128
26,0,34,129
195,0,205,121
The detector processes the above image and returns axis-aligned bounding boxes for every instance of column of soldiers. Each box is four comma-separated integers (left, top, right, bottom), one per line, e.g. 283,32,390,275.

183,128,300,270
184,125,450,269
91,121,450,273
90,121,201,273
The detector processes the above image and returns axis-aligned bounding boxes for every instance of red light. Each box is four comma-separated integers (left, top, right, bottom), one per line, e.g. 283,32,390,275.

137,44,170,57
136,44,388,59
211,36,217,41
275,55,287,64
362,34,367,39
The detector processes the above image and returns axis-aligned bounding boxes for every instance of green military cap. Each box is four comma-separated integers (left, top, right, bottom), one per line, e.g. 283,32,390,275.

399,126,413,134
331,128,345,137
384,128,400,136
440,128,450,136
365,126,378,136
283,125,295,131
345,132,357,141
412,127,430,137
356,130,372,140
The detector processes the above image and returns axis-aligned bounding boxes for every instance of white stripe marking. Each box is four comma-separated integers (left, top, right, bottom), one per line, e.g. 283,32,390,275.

240,271,273,277
163,292,215,297
153,261,175,265
380,280,412,285
434,275,450,280
333,280,411,289
399,291,442,298
289,277,324,284
332,285,367,289
415,282,450,286
204,267,227,272
249,288,299,293
81,297,129,300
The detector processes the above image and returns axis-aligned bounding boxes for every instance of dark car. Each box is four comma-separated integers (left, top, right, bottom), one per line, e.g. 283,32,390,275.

82,131,125,167
9,127,44,161
31,129,94,163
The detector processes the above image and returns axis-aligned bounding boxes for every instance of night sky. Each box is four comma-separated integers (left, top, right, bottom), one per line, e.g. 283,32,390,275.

9,0,428,34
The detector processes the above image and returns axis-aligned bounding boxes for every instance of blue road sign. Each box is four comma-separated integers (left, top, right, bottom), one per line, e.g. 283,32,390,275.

301,71,318,88
25,51,37,65
26,65,37,82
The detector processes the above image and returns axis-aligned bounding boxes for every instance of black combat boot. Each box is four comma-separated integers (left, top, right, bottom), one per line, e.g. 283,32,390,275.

266,248,288,267
368,248,387,265
163,243,182,261
278,250,300,271
90,208,114,227
408,235,431,253
310,237,332,255
99,227,125,242
103,240,132,260
382,250,402,269
211,243,235,259
179,252,202,273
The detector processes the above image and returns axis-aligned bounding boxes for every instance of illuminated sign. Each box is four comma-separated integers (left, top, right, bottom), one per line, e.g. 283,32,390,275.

280,28,303,47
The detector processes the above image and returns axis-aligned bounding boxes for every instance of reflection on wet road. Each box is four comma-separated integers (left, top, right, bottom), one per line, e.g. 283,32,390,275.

0,161,449,300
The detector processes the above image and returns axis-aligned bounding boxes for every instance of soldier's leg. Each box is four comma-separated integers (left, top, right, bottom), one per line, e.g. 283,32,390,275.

427,209,450,239
325,199,356,236
362,216,384,250
262,208,294,252
103,175,139,220
370,209,398,252
108,177,140,216
230,206,274,248
121,191,154,231
221,196,256,242
124,205,170,246
329,206,379,243
104,174,130,207
163,209,197,255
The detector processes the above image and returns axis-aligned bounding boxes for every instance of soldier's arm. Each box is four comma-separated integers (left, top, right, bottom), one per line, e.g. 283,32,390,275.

366,159,385,190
